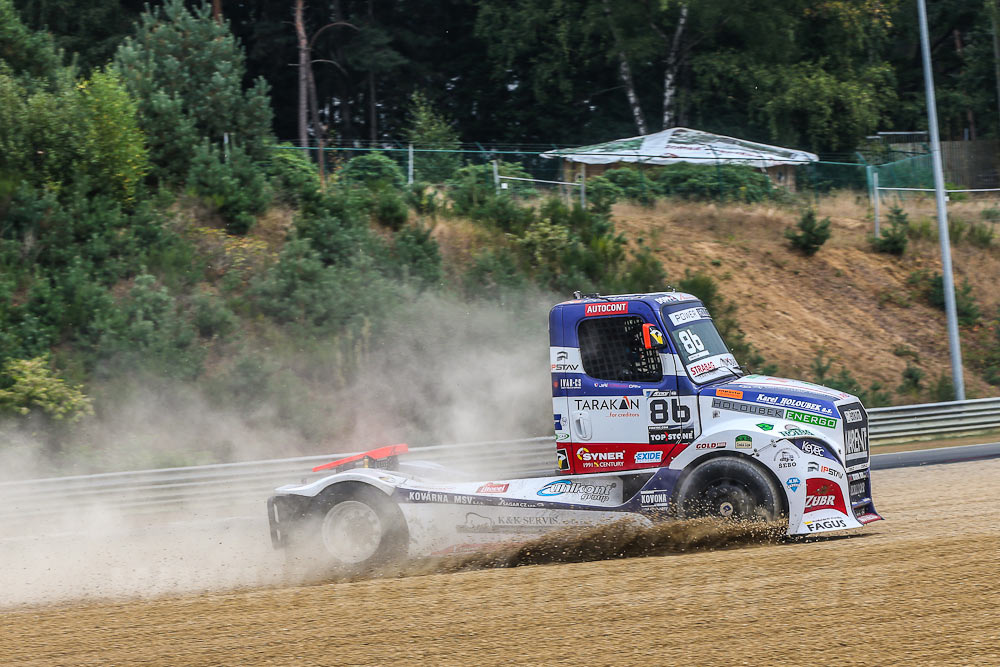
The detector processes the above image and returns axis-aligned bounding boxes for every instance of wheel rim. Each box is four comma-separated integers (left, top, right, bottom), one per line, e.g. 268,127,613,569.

321,500,383,564
701,480,757,520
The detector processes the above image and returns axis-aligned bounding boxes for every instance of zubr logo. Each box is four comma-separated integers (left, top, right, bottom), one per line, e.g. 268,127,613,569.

804,477,846,514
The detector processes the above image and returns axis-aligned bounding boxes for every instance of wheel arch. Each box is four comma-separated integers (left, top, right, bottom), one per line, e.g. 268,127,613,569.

672,451,789,518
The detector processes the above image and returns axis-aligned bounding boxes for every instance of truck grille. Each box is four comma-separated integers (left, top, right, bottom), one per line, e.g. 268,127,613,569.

839,401,869,472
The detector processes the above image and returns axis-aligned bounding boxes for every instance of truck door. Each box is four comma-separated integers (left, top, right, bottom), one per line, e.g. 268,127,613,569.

567,302,672,474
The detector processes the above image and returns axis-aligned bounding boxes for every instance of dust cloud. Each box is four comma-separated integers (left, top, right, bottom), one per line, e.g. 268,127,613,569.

0,290,561,607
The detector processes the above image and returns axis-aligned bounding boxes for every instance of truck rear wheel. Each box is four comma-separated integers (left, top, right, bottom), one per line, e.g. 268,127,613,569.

676,457,785,522
298,483,408,570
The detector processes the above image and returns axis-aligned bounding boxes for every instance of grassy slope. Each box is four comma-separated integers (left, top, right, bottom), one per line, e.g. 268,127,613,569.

435,191,1000,399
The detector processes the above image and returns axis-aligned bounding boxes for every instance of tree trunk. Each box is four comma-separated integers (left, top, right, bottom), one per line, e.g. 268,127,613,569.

294,0,309,150
991,1,1000,137
212,0,222,23
368,70,377,142
331,0,354,141
662,4,688,129
602,0,646,135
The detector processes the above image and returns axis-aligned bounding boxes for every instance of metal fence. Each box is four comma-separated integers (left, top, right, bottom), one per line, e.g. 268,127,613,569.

3,398,1000,524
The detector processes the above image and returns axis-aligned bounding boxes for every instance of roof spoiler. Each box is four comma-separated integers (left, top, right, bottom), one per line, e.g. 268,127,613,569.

312,443,409,473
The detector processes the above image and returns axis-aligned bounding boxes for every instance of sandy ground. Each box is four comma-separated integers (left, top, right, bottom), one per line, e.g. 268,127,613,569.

2,457,998,666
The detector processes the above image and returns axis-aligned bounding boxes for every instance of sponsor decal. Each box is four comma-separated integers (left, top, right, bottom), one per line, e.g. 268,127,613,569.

845,427,869,461
850,481,867,498
844,408,864,424
804,518,848,532
712,398,784,419
801,442,825,457
716,388,744,399
585,302,629,316
735,434,753,449
574,397,640,412
689,360,718,376
406,491,483,505
556,432,570,441
668,306,711,326
775,448,797,469
559,378,582,390
855,513,881,525
786,477,801,492
807,461,843,479
634,450,663,464
756,422,774,431
498,499,541,508
654,293,688,304
779,427,813,437
556,351,568,362
648,425,695,445
458,512,564,534
556,448,569,471
755,395,833,415
554,414,563,430
576,447,626,469
848,471,868,482
476,482,510,494
551,363,580,372
696,442,726,449
804,478,847,514
537,479,617,502
786,409,838,429
640,489,671,507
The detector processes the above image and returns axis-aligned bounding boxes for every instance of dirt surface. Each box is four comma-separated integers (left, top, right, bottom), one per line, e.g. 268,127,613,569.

3,458,999,666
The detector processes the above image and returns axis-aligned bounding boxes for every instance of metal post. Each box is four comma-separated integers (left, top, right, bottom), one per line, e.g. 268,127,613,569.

918,0,966,400
873,170,881,237
223,132,230,162
580,163,586,208
492,159,500,194
407,143,414,185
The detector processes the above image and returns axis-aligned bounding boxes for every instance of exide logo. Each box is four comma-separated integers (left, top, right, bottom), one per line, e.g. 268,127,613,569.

585,302,629,316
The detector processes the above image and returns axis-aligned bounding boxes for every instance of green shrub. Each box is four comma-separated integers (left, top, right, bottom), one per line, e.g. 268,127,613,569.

967,221,994,248
187,142,271,234
190,290,237,339
602,167,656,206
649,163,775,203
896,363,924,396
463,248,527,299
809,351,891,407
785,209,831,256
338,152,405,190
617,245,668,294
585,176,624,215
403,91,461,183
473,196,537,234
871,206,908,255
908,269,980,325
373,190,409,230
981,206,1000,222
945,182,968,201
907,217,935,241
929,373,956,402
949,217,968,243
267,144,320,205
407,181,439,217
446,162,535,216
96,274,203,379
292,192,374,267
0,355,93,421
391,224,442,288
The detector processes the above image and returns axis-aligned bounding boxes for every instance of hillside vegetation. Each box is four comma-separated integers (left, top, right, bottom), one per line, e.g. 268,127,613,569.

3,1,1000,476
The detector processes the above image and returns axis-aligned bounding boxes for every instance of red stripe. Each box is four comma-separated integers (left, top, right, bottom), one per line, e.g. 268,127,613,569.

312,443,409,472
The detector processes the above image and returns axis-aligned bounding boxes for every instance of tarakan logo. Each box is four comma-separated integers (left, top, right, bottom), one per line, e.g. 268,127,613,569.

786,409,837,429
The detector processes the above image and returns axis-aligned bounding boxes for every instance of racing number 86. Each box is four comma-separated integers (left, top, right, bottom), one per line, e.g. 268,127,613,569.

650,398,690,424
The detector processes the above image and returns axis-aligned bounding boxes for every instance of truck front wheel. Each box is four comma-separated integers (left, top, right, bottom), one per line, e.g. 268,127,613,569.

675,457,785,522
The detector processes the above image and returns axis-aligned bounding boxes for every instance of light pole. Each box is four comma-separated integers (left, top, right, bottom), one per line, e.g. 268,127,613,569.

917,0,966,400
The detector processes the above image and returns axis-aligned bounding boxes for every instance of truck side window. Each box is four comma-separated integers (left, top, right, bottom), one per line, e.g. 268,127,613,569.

578,315,663,382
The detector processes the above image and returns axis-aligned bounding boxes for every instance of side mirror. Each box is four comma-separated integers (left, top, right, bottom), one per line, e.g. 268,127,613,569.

642,323,667,350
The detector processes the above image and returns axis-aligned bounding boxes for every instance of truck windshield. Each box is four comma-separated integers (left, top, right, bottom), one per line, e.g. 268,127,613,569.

661,306,740,383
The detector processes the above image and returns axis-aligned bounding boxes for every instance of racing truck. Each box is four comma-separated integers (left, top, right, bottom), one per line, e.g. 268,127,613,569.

267,291,881,568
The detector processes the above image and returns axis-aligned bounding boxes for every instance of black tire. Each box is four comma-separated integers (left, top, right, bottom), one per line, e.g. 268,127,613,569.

293,483,409,571
675,457,785,522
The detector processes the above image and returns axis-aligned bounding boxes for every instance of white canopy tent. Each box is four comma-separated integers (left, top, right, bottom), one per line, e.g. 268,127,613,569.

541,126,818,168
540,127,818,190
